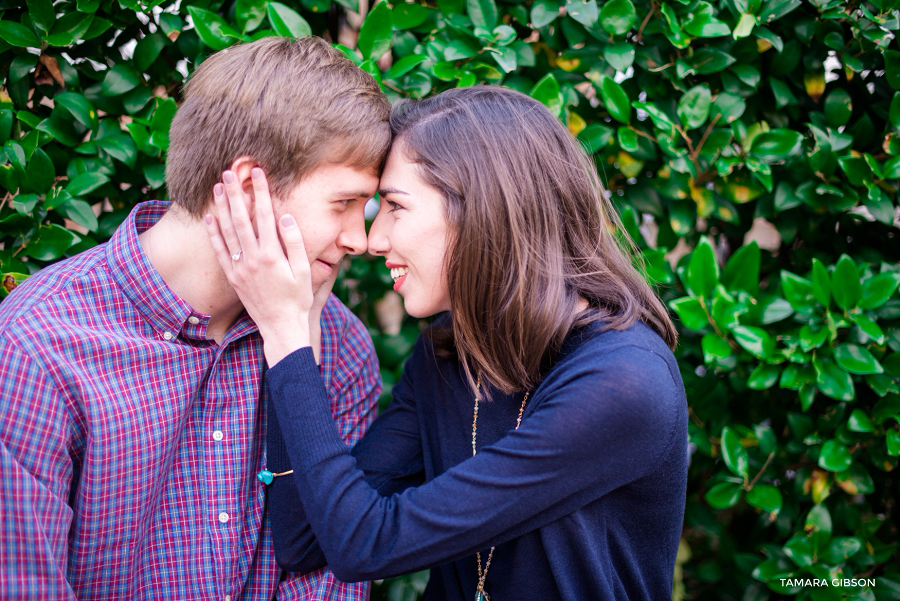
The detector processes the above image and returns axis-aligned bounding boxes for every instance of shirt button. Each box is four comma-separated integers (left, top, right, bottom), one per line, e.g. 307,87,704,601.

188,316,200,325
218,511,229,524
163,331,173,341
212,430,224,441
225,596,232,601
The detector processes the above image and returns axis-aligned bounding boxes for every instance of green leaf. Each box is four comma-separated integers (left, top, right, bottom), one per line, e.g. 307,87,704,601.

805,504,832,547
603,43,635,72
702,333,733,361
134,33,166,71
677,84,712,130
467,0,498,28
888,429,900,456
704,481,743,509
150,98,178,151
748,363,780,389
99,64,142,96
758,0,801,24
597,0,635,34
577,124,614,154
799,324,828,352
835,344,883,375
0,21,42,48
746,485,782,512
859,274,899,310
851,313,885,345
66,172,109,196
813,356,855,401
384,55,428,79
593,75,629,125
692,48,736,74
687,237,720,298
9,54,38,83
886,50,900,90
237,0,268,34
784,535,816,567
835,463,875,495
24,148,54,193
143,164,166,189
812,258,831,308
891,92,900,131
530,73,563,118
393,3,431,29
60,198,99,232
732,326,774,359
750,129,803,161
530,0,559,27
187,6,241,51
818,439,853,472
722,241,759,295
733,12,756,38
781,271,813,307
832,255,860,310
159,14,182,38
617,127,639,152
37,115,80,147
710,92,746,124
824,88,852,128
28,0,55,34
25,224,79,261
357,1,391,60
669,297,709,330
847,409,874,433
45,11,93,46
96,135,137,168
821,537,863,564
631,102,676,134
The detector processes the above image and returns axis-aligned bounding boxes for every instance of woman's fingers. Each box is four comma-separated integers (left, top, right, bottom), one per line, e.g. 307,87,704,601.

277,213,312,285
212,182,242,259
222,169,258,257
204,213,234,275
250,168,279,255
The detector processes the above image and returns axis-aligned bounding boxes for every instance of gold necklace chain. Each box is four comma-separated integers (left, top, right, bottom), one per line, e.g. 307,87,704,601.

472,376,529,601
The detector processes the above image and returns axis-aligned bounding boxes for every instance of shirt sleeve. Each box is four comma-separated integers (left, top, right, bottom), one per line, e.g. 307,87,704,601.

267,342,684,583
0,336,78,600
271,323,425,575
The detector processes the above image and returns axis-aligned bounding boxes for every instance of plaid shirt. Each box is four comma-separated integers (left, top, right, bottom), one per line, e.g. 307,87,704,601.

0,201,379,600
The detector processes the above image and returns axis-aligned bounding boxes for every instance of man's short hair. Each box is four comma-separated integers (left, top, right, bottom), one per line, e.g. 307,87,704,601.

166,36,392,217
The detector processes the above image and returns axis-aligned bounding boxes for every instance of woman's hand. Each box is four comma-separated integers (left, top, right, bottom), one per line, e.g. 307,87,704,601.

204,167,312,366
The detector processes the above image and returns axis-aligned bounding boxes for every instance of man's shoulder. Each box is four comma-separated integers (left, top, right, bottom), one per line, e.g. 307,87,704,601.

321,294,376,365
0,245,111,339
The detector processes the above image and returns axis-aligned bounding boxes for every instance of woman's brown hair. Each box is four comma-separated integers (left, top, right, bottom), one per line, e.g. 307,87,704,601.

390,86,677,396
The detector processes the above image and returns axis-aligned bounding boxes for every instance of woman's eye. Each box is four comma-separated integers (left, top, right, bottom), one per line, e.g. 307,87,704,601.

386,200,402,214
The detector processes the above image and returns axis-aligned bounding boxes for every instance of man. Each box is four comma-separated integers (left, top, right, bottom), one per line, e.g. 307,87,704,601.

0,36,390,600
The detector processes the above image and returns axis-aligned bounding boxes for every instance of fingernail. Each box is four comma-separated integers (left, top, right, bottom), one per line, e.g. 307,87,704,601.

280,214,295,227
214,183,224,195
223,171,235,184
251,167,263,180
205,214,212,224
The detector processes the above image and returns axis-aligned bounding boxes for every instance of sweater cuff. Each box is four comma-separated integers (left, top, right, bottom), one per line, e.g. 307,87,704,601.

266,346,348,468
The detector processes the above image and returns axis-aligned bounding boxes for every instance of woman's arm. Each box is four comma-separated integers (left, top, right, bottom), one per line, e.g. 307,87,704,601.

270,358,425,572
268,341,685,582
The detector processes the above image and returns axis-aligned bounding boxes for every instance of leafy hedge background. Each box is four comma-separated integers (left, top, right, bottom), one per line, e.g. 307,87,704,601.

2,0,900,598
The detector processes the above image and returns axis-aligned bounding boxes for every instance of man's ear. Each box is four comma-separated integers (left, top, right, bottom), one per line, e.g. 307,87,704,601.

227,155,260,216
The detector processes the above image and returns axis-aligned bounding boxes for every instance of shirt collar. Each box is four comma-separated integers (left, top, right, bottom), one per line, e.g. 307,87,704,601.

106,201,218,342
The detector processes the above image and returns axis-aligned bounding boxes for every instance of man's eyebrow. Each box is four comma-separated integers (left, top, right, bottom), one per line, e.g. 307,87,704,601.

336,190,377,199
378,187,410,196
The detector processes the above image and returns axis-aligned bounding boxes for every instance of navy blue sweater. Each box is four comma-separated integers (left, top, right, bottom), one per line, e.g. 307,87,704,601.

266,320,688,600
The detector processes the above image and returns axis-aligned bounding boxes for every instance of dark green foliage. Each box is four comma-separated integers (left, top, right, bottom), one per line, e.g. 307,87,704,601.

2,0,899,598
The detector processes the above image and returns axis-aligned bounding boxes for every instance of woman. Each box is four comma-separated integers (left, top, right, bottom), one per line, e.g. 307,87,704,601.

206,86,687,600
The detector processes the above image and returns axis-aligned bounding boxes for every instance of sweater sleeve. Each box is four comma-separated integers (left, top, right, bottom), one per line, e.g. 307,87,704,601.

270,344,425,573
267,342,683,583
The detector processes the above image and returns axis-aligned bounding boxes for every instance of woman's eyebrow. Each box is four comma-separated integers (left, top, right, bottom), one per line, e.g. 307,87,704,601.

378,187,410,196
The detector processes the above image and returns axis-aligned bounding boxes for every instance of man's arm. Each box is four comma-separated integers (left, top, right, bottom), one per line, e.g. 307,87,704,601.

0,337,77,600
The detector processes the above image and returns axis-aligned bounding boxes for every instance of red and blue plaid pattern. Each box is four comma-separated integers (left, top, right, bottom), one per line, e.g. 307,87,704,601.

0,202,379,600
